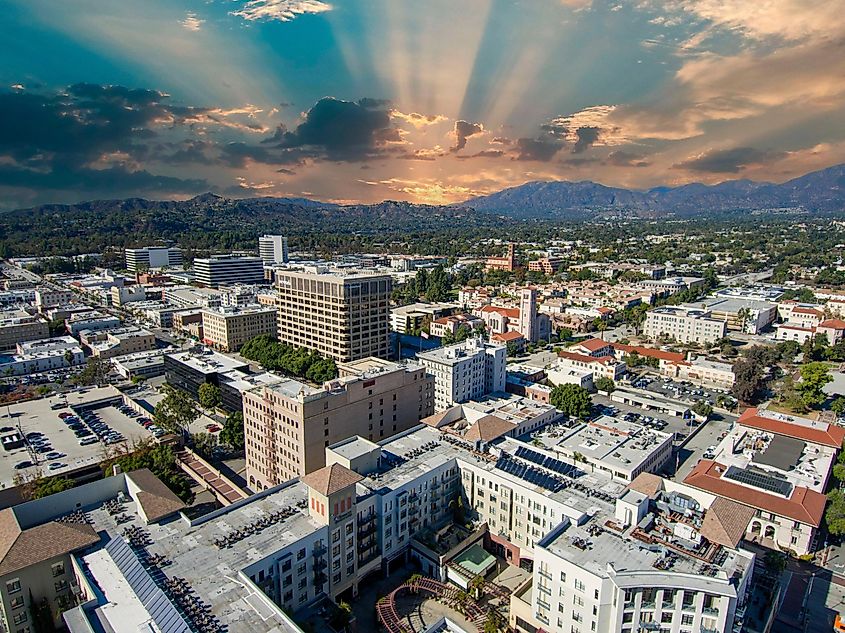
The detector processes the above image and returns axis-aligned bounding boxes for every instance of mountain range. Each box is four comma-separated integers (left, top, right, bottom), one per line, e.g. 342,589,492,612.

462,163,845,218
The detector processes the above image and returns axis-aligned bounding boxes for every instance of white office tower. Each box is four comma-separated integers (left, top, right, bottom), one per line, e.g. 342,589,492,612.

258,235,289,265
124,246,182,272
193,256,265,287
519,287,538,343
417,337,507,411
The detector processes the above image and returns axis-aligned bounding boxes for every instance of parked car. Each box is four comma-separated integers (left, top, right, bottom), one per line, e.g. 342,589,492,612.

14,461,33,470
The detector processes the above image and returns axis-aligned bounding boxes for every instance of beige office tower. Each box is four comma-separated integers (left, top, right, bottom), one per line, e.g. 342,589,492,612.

243,357,434,490
275,268,392,362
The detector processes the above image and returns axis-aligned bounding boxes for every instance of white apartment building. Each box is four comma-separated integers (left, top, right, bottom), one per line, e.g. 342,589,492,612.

417,338,507,411
390,302,457,334
0,336,85,375
275,268,392,362
110,284,146,306
550,351,626,384
0,310,49,351
79,326,156,359
124,246,182,272
194,255,266,287
643,306,727,345
34,287,74,310
259,235,289,265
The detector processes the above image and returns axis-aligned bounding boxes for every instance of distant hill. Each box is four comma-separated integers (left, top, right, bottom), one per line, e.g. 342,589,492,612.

463,163,845,218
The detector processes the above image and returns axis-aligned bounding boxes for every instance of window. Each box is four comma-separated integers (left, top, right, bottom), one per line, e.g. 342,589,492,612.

6,579,21,594
51,562,65,577
10,596,24,610
681,614,694,626
13,613,27,626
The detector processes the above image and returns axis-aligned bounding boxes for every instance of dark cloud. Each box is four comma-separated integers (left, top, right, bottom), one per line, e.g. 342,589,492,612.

276,168,296,175
0,83,222,202
605,150,650,167
451,120,484,152
512,137,564,161
673,147,785,173
561,157,600,166
266,97,399,161
540,123,567,139
572,126,600,153
157,140,214,164
455,149,504,160
219,142,307,168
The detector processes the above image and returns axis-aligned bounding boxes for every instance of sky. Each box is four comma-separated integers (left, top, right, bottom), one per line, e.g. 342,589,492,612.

1,0,844,209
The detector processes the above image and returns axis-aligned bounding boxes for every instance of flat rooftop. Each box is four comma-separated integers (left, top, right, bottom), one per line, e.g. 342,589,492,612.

166,349,248,375
0,388,154,486
531,415,672,473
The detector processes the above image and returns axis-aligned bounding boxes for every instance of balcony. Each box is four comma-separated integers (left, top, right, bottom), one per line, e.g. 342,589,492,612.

537,599,551,611
537,569,552,580
702,607,720,617
537,584,551,596
641,600,656,609
358,523,378,538
312,545,326,557
312,557,327,570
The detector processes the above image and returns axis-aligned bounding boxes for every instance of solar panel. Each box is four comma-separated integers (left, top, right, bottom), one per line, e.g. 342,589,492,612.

724,465,793,497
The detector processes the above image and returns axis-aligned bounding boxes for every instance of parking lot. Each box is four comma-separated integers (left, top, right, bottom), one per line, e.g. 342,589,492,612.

628,373,736,410
0,387,155,486
593,394,702,440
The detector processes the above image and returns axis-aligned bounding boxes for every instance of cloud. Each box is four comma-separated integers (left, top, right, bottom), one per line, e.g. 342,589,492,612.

455,149,505,160
230,0,332,23
451,120,484,152
604,150,650,167
265,97,401,161
391,110,448,128
672,146,785,173
180,12,204,31
572,127,600,153
513,137,564,161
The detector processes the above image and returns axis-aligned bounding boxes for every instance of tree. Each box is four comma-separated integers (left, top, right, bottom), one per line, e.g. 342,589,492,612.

736,307,752,333
557,327,573,341
191,432,218,460
826,488,845,536
73,357,113,386
506,341,519,357
798,361,832,408
593,318,608,340
550,384,592,419
594,377,615,393
32,476,74,499
197,382,221,410
692,402,713,419
832,396,845,416
220,411,245,451
154,384,200,435
101,440,194,502
731,358,764,404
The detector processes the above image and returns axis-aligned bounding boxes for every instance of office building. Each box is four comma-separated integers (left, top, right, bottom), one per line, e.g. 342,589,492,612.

417,338,506,412
275,268,392,362
194,256,265,287
34,287,74,310
124,246,182,272
79,326,157,359
643,305,727,345
0,336,85,376
201,305,277,352
390,302,457,334
258,235,289,265
0,310,49,351
243,357,433,488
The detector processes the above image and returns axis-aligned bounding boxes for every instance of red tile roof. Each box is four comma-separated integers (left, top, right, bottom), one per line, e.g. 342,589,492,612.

793,307,824,316
492,330,524,342
576,338,611,352
611,342,685,363
819,319,845,329
558,351,616,366
737,407,845,448
683,460,826,526
479,305,520,318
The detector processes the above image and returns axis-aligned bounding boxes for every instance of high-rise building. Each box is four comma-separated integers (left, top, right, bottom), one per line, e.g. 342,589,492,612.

243,357,433,488
417,338,507,411
193,255,265,287
643,305,727,344
124,246,182,272
518,287,537,343
274,267,392,362
258,235,289,265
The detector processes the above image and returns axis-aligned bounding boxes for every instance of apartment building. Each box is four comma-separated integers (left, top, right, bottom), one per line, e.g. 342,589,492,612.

527,257,564,275
699,297,778,334
0,422,753,633
34,287,74,310
258,234,289,265
390,302,456,334
428,313,484,338
110,284,146,306
194,255,265,287
0,336,85,376
65,311,122,336
643,306,727,345
549,351,626,384
684,407,842,556
243,357,434,488
0,310,49,351
80,326,156,359
201,305,278,352
274,268,392,362
124,246,182,272
486,243,515,271
515,477,754,633
417,338,506,412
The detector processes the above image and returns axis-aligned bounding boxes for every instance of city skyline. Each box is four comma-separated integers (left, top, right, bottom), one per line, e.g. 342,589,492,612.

2,0,844,208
